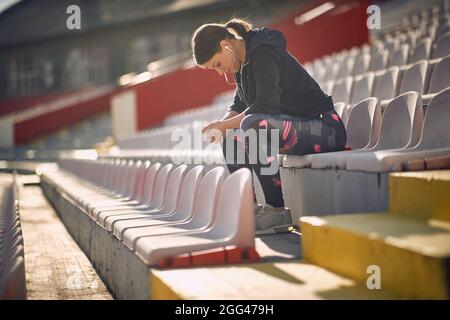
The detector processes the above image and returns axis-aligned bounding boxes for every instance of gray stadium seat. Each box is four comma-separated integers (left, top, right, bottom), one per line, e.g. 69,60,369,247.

384,39,400,53
437,20,450,39
346,87,450,172
320,60,338,82
352,52,371,76
410,37,433,63
0,176,26,300
399,60,429,95
283,98,382,169
370,49,389,71
311,91,424,169
389,44,410,67
335,56,355,80
350,72,374,105
334,102,349,127
422,55,450,104
283,97,381,168
421,24,438,40
431,32,450,59
373,66,400,109
331,77,353,104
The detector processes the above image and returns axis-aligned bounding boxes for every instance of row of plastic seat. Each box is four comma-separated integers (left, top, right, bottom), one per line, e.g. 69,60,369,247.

305,7,449,79
308,31,449,85
46,159,254,266
0,175,26,300
328,55,450,116
283,87,450,172
111,89,449,173
116,51,448,155
163,96,230,126
389,0,449,37
385,9,450,43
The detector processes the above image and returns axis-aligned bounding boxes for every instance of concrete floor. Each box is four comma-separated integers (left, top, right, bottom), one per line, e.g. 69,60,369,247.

17,175,113,300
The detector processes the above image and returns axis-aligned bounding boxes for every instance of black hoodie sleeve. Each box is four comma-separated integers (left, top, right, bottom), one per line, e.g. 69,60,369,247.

245,46,281,115
228,87,246,114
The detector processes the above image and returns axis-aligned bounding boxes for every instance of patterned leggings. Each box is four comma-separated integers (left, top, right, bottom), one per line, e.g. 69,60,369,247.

221,110,347,207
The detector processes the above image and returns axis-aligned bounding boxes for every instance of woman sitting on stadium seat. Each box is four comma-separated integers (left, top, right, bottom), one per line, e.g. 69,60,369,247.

192,18,347,235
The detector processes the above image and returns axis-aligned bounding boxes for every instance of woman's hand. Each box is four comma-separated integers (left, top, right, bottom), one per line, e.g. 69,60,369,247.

202,120,227,143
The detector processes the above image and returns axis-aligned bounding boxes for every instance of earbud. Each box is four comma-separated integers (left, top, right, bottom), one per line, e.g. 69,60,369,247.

225,46,235,64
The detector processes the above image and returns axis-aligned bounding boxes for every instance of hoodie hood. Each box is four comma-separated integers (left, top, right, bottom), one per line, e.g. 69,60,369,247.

244,27,287,61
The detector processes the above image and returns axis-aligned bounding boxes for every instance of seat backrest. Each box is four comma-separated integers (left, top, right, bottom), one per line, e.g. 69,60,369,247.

189,166,226,229
389,44,410,67
384,39,399,53
334,102,349,127
405,31,418,48
172,165,205,221
112,160,129,194
373,67,400,100
437,21,450,39
118,160,135,196
130,160,151,200
346,97,382,149
410,37,432,63
321,61,338,82
350,72,374,105
399,60,428,94
422,24,437,40
353,52,371,76
427,55,450,94
370,49,389,71
432,32,450,59
100,161,115,188
124,160,141,198
92,161,106,186
371,91,424,151
104,159,120,190
209,168,254,248
418,87,450,150
369,42,384,56
331,77,353,104
158,164,188,213
140,162,162,204
336,56,355,79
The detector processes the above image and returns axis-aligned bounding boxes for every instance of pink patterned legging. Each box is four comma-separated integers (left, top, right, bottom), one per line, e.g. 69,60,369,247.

221,110,347,207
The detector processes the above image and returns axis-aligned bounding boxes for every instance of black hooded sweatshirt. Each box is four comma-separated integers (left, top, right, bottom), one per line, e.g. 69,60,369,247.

230,27,334,118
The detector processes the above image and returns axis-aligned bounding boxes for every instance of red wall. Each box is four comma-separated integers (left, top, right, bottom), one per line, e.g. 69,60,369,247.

134,66,232,130
14,90,113,144
0,86,97,117
273,0,370,62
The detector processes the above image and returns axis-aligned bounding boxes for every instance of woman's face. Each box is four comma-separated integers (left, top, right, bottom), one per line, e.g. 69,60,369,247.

200,40,239,75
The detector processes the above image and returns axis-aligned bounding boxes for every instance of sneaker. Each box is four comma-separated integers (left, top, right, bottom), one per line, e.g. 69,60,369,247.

254,205,293,235
253,203,263,216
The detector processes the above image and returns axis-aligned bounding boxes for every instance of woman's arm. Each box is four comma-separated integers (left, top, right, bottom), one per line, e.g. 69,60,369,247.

221,110,246,129
220,110,239,121
202,110,247,143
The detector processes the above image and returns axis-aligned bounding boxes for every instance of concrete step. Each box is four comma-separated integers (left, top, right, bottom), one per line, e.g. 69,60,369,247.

301,213,450,299
151,261,400,300
389,170,450,222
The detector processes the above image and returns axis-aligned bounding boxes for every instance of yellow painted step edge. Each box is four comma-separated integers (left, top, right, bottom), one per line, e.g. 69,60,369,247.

389,171,450,222
300,216,450,300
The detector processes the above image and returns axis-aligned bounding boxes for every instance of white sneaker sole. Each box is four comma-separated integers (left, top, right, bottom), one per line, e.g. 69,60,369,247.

255,224,293,236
